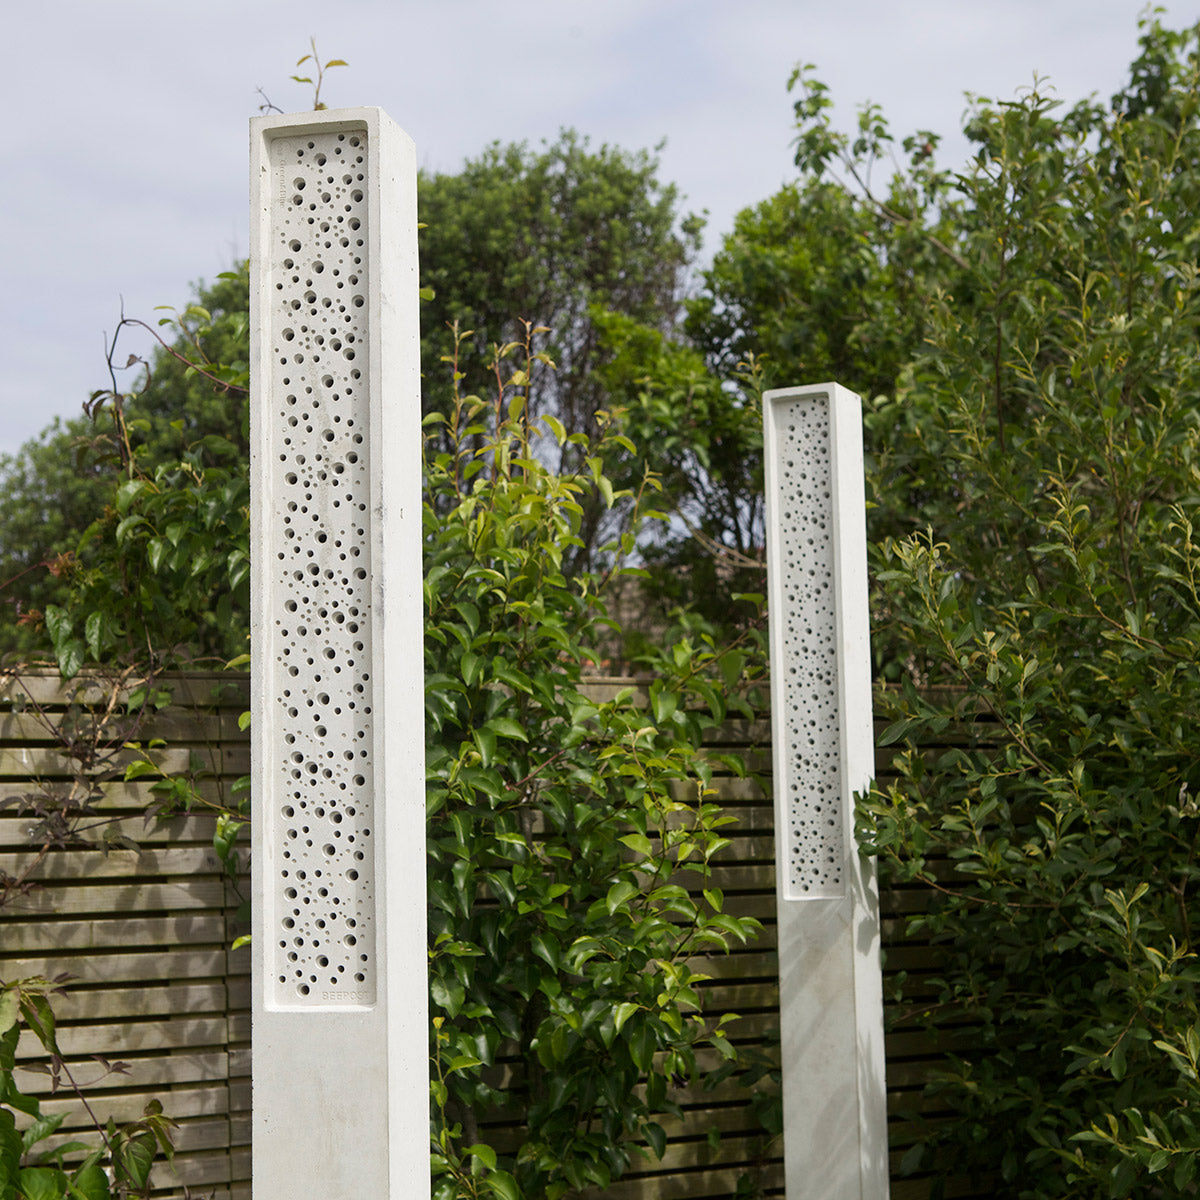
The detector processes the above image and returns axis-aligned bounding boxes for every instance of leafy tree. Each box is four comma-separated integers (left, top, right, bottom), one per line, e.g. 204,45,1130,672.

418,132,702,573
419,131,700,445
838,14,1200,1195
685,173,954,404
0,268,250,661
596,76,966,630
589,311,768,631
0,417,115,654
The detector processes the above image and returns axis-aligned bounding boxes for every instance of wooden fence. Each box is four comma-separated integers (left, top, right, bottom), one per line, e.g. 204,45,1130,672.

0,671,986,1199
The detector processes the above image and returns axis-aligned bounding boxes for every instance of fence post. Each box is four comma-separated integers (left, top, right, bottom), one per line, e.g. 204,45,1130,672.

249,107,427,1196
762,383,889,1198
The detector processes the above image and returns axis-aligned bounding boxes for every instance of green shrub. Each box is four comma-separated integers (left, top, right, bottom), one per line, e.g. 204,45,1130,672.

859,22,1200,1196
424,329,762,1198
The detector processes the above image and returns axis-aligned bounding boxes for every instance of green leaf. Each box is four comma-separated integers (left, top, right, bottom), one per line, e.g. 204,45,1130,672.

84,611,106,660
530,934,560,972
474,725,497,767
619,833,653,857
1109,1039,1127,1080
0,991,17,1036
650,683,677,724
460,651,481,687
18,1167,66,1200
643,1122,667,1160
606,879,638,915
44,606,71,649
597,473,615,508
21,996,57,1055
115,479,145,513
1148,1149,1172,1175
57,639,85,680
465,1143,496,1171
117,1132,155,1189
486,1170,521,1200
431,977,465,1019
628,1020,655,1071
878,717,917,747
709,1032,735,1060
717,650,746,691
115,514,148,542
612,1002,639,1035
20,1113,65,1155
487,717,528,742
69,1164,111,1200
899,1142,925,1176
1110,1155,1137,1196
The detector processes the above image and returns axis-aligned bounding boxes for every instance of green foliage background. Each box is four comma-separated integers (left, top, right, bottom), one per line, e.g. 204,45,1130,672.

4,11,1200,1199
423,335,762,1197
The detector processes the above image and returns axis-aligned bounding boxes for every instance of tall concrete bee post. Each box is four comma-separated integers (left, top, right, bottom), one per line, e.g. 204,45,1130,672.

762,383,889,1198
249,107,427,1197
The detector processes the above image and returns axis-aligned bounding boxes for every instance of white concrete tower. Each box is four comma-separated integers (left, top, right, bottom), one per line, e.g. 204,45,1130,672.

249,107,427,1198
762,383,889,1199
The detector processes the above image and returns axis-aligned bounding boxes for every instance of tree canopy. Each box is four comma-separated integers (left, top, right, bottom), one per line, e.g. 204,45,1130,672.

418,130,700,442
825,16,1200,1194
0,132,700,649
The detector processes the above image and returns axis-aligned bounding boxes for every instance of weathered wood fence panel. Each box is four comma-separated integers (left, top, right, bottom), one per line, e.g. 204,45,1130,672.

0,670,251,1200
0,672,988,1199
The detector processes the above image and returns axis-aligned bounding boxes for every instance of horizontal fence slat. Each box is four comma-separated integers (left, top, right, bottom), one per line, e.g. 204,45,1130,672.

0,879,230,916
23,983,232,1022
0,746,249,779
0,779,240,814
0,847,223,881
0,814,223,851
38,1081,242,1125
14,1051,230,1095
1,913,228,952
0,710,238,746
0,670,248,710
5,948,230,986
17,1017,229,1059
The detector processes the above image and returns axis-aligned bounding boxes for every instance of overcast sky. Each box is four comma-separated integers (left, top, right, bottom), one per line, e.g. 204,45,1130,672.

0,1,1182,458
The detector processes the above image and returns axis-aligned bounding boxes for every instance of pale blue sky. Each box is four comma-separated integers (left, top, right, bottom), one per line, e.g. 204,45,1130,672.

1,0,1179,456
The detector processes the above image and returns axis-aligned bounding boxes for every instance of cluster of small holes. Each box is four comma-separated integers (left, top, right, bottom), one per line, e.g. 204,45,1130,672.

268,131,376,1004
774,396,845,898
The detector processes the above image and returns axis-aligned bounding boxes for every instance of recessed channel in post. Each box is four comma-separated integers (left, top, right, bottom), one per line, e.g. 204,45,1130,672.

262,127,378,1009
767,391,847,901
